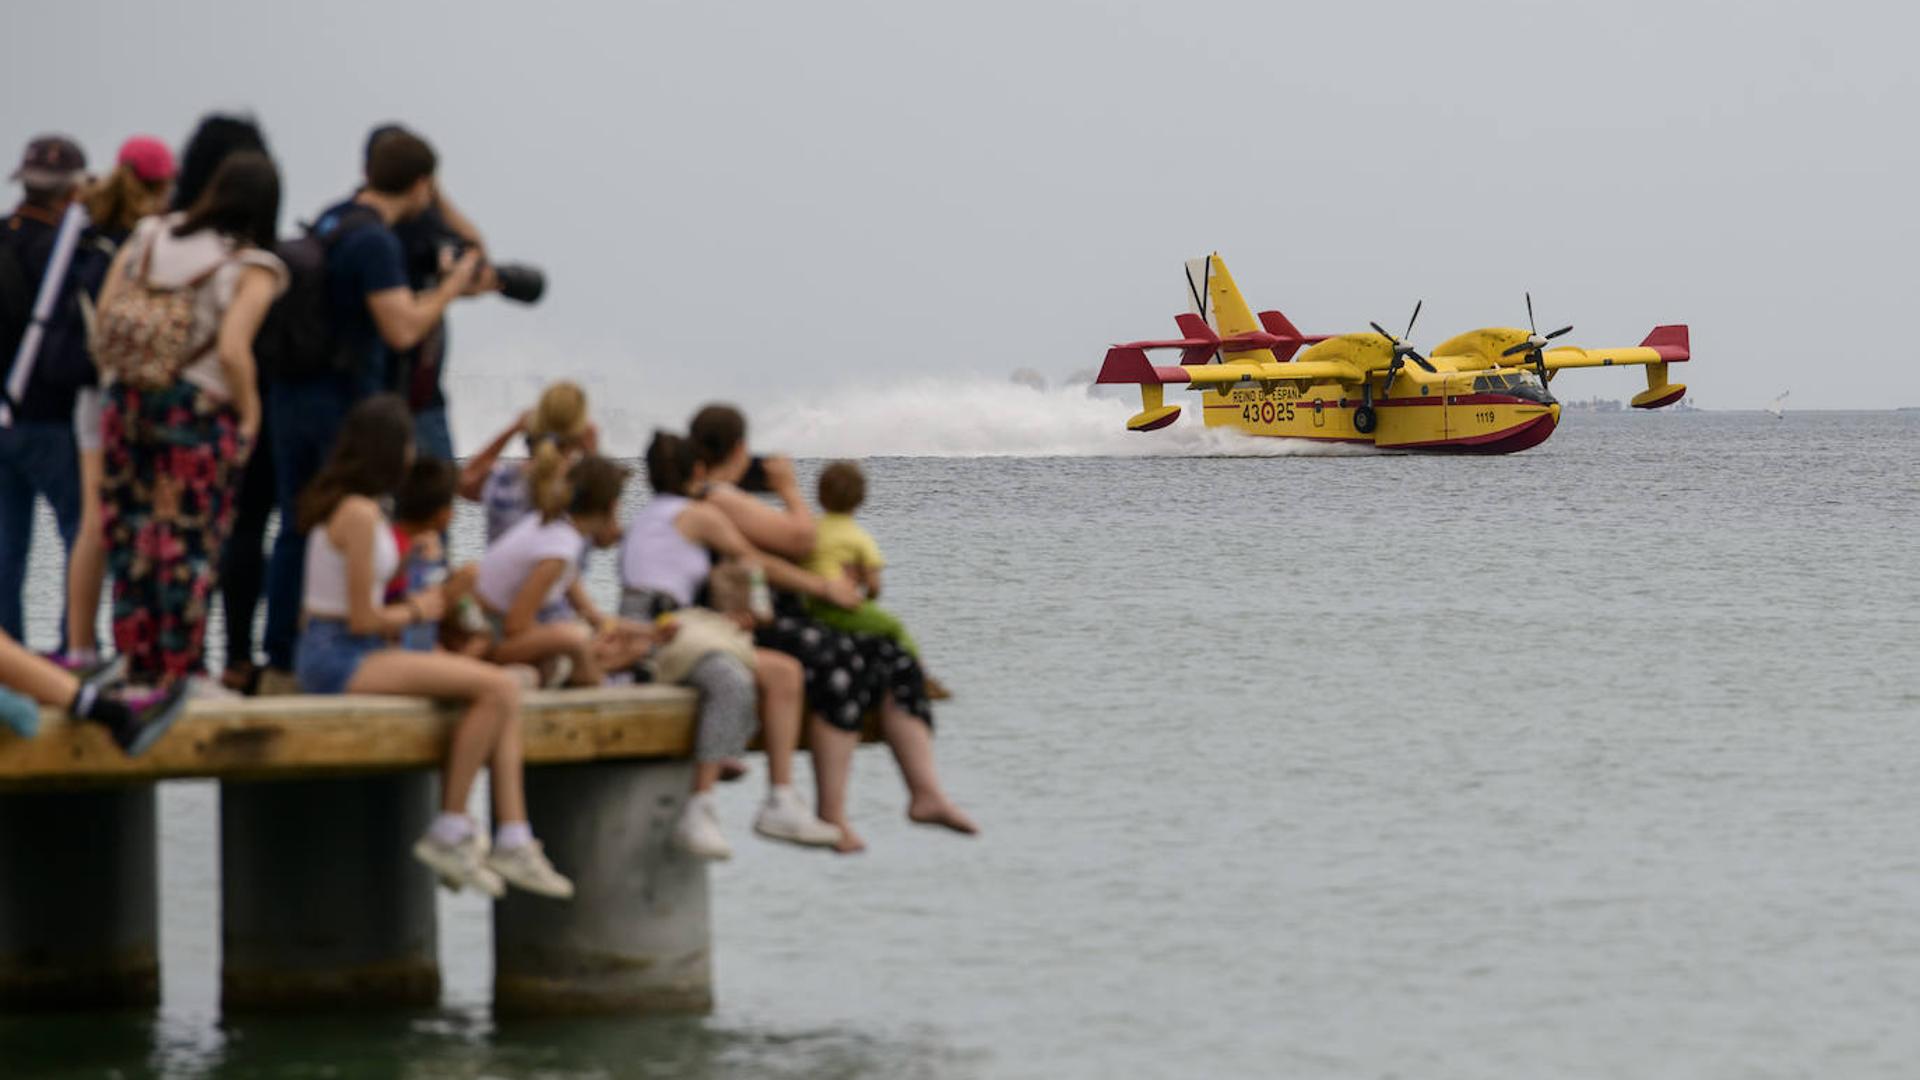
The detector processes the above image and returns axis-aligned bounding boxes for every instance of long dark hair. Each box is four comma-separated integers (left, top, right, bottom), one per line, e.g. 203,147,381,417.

172,113,269,212
646,431,697,496
172,151,279,250
296,395,414,532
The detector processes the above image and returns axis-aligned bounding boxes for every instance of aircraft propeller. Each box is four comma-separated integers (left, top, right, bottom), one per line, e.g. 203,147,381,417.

1501,292,1572,385
1371,300,1436,393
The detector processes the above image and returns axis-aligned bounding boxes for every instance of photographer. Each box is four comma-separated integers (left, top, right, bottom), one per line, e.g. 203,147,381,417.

259,128,484,686
372,124,542,463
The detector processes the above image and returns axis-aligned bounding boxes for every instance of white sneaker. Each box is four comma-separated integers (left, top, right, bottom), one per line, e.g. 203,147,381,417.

752,785,844,848
672,795,732,861
413,831,505,898
186,676,241,701
488,839,575,900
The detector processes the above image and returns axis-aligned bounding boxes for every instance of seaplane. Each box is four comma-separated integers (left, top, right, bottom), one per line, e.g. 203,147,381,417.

1095,254,1692,454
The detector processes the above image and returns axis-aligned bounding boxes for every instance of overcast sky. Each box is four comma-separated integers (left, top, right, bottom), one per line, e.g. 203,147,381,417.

5,0,1914,449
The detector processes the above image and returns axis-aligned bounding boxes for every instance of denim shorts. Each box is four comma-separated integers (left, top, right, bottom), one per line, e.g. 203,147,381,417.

295,618,388,694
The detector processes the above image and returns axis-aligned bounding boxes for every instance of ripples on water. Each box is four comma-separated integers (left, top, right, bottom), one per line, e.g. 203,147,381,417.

3,411,1917,1078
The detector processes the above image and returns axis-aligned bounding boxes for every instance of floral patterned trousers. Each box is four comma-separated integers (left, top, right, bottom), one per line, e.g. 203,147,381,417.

101,381,245,687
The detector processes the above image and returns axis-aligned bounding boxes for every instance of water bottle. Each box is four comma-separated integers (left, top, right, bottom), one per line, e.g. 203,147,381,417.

455,595,489,635
748,566,773,621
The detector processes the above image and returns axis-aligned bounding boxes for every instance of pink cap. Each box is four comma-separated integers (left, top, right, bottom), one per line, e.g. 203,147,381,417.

116,136,176,183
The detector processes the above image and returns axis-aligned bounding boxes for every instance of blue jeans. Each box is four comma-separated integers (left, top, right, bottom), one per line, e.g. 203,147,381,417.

0,420,80,646
263,379,354,671
412,406,453,463
295,617,386,694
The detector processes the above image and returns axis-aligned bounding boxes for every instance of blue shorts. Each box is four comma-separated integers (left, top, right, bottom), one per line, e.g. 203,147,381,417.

295,618,388,694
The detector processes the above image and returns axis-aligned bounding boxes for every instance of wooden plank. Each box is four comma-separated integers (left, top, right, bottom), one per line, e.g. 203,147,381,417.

0,687,701,788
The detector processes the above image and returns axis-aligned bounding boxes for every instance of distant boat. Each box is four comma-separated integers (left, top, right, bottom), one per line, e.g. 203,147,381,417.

1766,391,1789,419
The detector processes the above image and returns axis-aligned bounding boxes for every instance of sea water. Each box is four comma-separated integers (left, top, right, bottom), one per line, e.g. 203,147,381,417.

2,400,1917,1078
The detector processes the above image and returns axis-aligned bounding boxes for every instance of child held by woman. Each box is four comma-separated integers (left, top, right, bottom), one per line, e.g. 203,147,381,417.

388,458,486,657
803,460,949,698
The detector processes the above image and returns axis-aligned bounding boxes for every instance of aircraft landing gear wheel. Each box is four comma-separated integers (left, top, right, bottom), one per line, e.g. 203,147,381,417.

1353,405,1377,434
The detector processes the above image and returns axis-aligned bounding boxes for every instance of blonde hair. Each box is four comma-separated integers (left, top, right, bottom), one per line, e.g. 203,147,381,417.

83,165,168,236
524,381,590,522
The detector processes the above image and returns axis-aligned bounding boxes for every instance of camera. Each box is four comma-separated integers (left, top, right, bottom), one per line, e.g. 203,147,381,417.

740,456,770,494
440,238,546,305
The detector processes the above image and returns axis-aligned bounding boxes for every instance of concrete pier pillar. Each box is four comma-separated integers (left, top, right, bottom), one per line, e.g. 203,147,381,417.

219,774,440,1011
494,761,711,1015
0,785,159,1010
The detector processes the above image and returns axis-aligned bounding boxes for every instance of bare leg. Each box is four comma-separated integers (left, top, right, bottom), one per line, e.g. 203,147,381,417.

347,650,515,818
486,679,528,823
0,631,80,706
64,450,105,655
882,698,977,835
809,714,865,853
488,621,602,686
752,647,803,789
691,761,723,795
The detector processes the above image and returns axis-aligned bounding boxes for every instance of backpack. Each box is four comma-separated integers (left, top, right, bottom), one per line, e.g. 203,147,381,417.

0,216,106,408
253,204,381,382
91,229,228,390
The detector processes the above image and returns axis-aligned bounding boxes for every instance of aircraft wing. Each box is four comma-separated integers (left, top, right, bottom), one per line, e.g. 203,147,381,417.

1540,325,1691,370
1537,325,1692,410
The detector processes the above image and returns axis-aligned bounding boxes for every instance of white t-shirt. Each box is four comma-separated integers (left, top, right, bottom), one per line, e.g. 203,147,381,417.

119,214,289,401
475,514,587,614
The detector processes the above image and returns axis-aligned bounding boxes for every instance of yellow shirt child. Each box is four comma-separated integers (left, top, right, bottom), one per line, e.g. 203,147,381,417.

802,461,920,659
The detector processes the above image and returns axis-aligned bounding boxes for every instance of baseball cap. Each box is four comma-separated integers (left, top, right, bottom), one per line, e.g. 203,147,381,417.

116,135,176,184
11,134,86,189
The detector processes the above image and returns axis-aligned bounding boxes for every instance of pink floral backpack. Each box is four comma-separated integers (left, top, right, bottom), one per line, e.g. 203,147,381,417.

92,228,228,389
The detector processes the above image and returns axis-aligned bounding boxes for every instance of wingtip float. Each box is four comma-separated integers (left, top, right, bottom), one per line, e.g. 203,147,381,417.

1098,253,1691,454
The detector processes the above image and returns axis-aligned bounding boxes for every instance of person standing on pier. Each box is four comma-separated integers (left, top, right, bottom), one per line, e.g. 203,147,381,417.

259,129,483,692
0,135,94,649
92,152,285,690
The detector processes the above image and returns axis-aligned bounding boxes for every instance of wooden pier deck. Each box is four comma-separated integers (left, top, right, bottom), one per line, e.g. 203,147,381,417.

0,686,700,787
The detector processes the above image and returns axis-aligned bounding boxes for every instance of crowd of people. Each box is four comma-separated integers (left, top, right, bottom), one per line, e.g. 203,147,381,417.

0,116,974,900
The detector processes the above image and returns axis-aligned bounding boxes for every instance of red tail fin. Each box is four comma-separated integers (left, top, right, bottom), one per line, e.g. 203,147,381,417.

1173,314,1218,365
1258,310,1307,360
1640,324,1690,361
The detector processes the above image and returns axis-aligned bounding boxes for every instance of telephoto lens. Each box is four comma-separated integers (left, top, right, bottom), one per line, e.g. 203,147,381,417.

492,263,545,305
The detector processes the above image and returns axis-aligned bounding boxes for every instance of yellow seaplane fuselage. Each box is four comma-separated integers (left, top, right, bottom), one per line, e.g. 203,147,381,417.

1097,255,1691,455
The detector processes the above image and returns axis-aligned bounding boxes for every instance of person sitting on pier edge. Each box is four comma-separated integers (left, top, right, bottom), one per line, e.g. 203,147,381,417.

54,135,178,674
473,454,654,687
260,127,484,693
621,430,848,859
293,393,572,900
687,405,975,851
0,627,186,754
93,151,287,692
